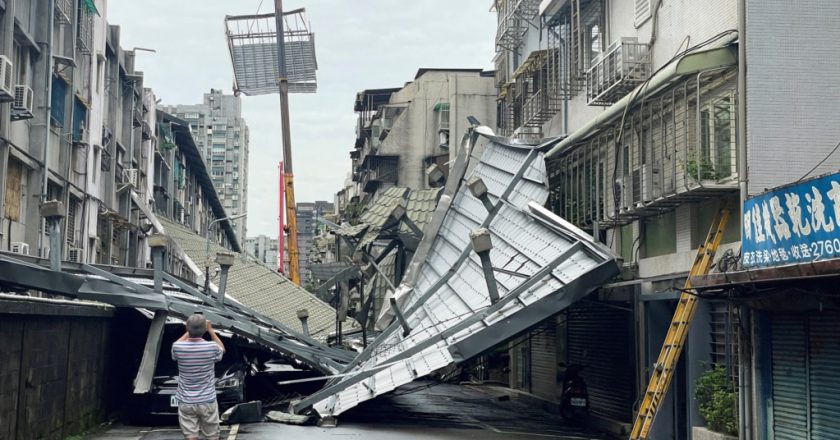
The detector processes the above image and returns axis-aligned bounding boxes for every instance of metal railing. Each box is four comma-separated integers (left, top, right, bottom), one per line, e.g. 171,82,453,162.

586,38,651,106
495,0,540,49
549,68,739,228
78,8,95,54
55,0,73,24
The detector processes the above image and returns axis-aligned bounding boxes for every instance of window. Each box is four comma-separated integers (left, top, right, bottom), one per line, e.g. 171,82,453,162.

13,41,30,87
66,197,80,248
642,211,676,258
50,75,69,127
698,94,735,180
72,97,88,142
4,158,26,222
434,102,450,131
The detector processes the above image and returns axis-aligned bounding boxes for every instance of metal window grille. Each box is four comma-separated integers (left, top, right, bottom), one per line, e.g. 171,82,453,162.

77,8,95,54
55,0,73,24
495,0,540,50
548,68,738,228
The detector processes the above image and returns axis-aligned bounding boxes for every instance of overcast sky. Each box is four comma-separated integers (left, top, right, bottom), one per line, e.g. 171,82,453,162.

107,1,496,237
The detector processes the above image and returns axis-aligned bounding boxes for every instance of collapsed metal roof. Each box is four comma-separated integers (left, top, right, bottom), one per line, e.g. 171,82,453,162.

336,187,442,250
292,129,619,417
0,252,352,375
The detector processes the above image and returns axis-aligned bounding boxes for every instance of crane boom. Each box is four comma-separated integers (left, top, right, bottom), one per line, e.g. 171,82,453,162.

274,0,300,285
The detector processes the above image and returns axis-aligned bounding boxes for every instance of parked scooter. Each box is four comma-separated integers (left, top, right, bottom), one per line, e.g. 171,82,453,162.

559,363,589,423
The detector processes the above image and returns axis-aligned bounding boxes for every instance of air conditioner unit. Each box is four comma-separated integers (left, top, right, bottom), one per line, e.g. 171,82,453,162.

12,85,34,120
620,175,632,212
68,247,84,263
124,168,139,187
0,56,14,102
629,165,659,207
10,242,29,255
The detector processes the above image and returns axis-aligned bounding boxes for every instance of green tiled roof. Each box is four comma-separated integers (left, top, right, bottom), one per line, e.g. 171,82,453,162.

340,187,442,247
160,218,356,337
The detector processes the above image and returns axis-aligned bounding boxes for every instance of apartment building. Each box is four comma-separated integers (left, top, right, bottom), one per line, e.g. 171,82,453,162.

0,0,150,266
244,234,279,269
161,89,250,241
347,69,496,210
292,201,333,284
494,0,840,438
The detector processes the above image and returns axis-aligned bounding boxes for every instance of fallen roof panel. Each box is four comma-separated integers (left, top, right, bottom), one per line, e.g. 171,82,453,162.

293,130,619,417
0,252,353,373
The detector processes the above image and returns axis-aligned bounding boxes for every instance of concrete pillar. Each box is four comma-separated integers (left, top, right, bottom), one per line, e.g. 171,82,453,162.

470,228,499,304
215,251,235,307
297,309,310,336
148,233,167,294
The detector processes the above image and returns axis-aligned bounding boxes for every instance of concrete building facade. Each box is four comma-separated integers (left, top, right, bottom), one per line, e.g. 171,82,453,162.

291,200,333,285
0,0,154,266
344,69,497,220
161,89,250,241
244,234,279,269
494,0,840,438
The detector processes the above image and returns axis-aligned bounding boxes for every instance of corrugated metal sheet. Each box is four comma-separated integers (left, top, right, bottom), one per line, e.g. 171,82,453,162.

160,218,354,337
771,315,808,440
232,40,317,95
810,315,840,439
299,133,619,417
567,301,635,422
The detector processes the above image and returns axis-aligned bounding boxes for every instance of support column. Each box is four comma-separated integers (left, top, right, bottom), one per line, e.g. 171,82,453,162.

216,251,235,307
470,228,499,304
134,233,169,394
297,309,310,336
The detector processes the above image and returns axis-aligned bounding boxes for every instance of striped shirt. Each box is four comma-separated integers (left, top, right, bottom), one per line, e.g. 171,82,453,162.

171,338,223,404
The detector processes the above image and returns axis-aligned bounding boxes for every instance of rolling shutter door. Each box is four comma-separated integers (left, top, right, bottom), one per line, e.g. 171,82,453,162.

770,315,808,440
567,301,635,422
809,315,840,439
529,322,557,401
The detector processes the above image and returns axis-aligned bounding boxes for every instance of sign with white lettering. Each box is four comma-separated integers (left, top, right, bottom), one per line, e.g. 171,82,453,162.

742,172,840,268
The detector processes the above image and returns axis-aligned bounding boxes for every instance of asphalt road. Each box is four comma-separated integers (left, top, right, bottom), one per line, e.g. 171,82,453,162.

89,382,611,439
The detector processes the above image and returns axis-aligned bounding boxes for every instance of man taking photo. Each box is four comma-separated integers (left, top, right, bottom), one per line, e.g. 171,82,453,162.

172,314,225,440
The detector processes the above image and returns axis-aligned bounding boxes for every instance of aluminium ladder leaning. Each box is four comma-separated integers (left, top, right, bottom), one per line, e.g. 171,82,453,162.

629,209,730,440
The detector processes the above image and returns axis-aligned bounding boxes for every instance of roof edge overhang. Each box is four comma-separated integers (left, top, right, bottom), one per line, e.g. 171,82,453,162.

546,35,738,159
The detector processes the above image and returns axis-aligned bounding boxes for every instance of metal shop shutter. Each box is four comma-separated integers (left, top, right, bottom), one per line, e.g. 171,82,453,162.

809,315,840,439
771,316,808,440
529,322,558,401
567,301,635,422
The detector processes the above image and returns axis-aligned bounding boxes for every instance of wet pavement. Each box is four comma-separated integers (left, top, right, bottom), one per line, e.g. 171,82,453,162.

89,382,612,439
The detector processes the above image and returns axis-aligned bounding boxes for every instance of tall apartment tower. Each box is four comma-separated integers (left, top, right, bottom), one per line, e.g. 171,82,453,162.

161,89,250,240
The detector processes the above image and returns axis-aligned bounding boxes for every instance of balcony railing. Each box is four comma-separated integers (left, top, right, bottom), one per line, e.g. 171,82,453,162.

586,38,651,106
495,0,540,49
522,88,560,129
55,0,73,23
549,69,739,228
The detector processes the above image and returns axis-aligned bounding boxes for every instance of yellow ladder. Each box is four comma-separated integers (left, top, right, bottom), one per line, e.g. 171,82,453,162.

629,209,730,440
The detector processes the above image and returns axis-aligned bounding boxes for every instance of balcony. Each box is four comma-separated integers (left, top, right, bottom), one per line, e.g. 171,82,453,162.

549,68,739,228
586,38,651,106
359,156,399,193
495,0,540,49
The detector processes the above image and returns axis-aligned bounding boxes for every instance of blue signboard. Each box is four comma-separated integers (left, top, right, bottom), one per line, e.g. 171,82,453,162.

742,172,840,268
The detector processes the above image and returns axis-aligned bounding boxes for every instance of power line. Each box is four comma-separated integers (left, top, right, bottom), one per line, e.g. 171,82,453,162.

798,139,840,182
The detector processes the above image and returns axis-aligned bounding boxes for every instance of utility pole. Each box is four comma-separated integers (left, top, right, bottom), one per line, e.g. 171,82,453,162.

274,0,300,285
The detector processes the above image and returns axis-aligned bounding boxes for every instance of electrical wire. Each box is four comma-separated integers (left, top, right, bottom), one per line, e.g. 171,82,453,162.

797,139,840,182
606,29,738,249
